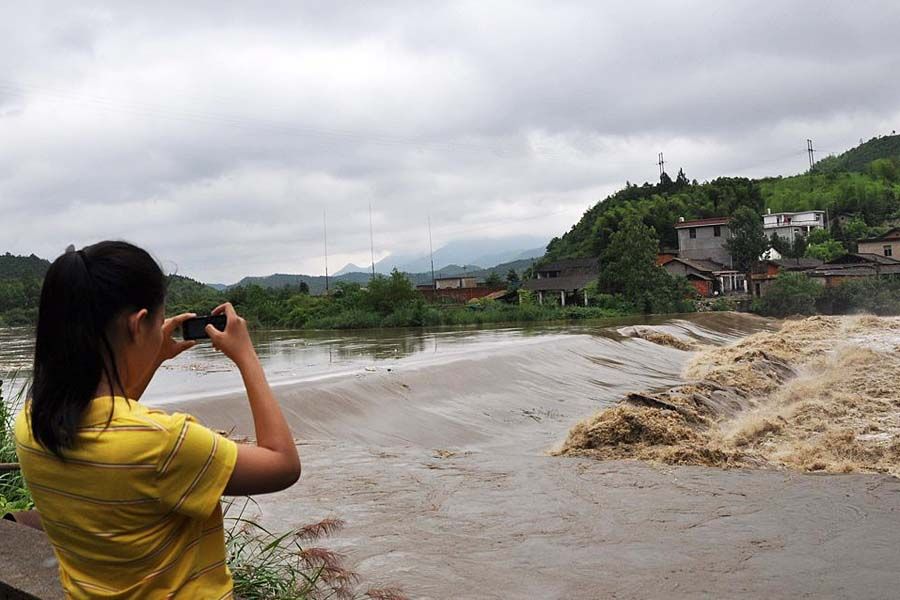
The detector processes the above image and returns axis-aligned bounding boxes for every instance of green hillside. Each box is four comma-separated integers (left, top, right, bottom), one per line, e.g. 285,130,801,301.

546,173,764,260
815,134,900,174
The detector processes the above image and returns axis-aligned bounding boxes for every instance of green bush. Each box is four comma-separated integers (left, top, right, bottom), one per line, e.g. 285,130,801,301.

710,297,732,312
305,309,382,330
818,277,900,315
381,303,441,328
756,273,823,317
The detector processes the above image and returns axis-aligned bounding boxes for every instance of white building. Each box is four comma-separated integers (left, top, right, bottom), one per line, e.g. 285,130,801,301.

763,210,826,244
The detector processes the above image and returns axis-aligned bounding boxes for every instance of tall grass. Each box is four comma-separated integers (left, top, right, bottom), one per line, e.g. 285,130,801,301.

224,498,407,600
0,373,32,512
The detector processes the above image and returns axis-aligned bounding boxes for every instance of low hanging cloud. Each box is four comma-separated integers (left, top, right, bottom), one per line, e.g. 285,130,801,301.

1,1,899,282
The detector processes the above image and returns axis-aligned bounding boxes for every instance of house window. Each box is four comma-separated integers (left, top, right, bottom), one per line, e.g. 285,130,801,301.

689,228,697,239
713,226,721,237
884,245,893,257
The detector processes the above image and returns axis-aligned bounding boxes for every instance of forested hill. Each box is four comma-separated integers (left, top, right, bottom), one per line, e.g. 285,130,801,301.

0,253,50,279
546,134,900,261
815,133,900,174
546,174,764,259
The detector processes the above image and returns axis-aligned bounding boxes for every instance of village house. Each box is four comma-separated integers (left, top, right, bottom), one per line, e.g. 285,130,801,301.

671,216,748,294
417,275,504,304
659,256,744,297
522,257,598,306
763,209,827,244
434,275,477,289
806,253,900,287
674,217,733,266
750,257,823,297
857,227,900,258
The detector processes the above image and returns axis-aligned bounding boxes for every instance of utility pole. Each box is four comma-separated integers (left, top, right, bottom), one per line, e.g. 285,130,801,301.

807,139,815,170
428,215,436,289
369,202,376,279
323,208,329,295
658,152,666,176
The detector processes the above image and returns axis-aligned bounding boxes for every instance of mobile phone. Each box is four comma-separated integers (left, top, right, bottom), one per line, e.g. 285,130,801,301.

182,314,227,340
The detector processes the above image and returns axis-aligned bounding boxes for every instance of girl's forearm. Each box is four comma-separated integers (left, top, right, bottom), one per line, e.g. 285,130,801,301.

237,353,298,460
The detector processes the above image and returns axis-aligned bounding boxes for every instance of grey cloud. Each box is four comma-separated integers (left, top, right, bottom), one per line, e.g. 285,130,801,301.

1,1,899,282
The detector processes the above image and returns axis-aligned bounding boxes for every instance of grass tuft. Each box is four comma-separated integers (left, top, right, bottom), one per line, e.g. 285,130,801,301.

224,498,408,600
0,373,32,512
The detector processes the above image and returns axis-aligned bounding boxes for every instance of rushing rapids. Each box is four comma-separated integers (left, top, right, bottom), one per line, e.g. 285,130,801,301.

559,315,900,476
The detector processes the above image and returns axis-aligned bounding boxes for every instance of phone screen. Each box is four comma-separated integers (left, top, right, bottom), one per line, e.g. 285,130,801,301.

182,314,227,340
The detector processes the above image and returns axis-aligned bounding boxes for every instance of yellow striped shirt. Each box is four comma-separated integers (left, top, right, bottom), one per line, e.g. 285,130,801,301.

15,396,238,599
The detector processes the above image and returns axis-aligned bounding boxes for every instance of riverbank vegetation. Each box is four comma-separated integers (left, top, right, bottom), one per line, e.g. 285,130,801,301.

756,273,900,318
225,499,407,600
0,377,31,513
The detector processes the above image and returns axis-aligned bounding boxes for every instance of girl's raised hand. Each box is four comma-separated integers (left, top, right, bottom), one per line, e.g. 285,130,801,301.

158,312,197,362
205,303,257,367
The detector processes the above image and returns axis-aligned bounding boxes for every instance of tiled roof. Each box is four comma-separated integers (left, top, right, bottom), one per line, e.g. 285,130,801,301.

826,253,900,266
808,264,900,277
674,217,730,229
664,257,733,273
770,258,823,270
537,257,599,272
523,273,597,292
859,227,900,243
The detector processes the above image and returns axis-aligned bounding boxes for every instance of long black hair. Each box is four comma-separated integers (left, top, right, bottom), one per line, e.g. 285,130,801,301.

30,241,166,456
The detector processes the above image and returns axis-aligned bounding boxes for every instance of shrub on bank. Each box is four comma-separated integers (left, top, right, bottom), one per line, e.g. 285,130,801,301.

817,277,900,315
754,273,823,317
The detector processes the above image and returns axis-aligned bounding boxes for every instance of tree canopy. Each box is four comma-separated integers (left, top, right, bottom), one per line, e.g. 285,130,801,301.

725,206,769,273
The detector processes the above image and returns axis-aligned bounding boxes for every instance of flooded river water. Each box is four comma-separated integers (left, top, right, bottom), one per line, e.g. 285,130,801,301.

3,313,899,599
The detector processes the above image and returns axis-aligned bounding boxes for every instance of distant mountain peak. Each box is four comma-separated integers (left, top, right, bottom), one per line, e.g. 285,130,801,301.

334,262,369,276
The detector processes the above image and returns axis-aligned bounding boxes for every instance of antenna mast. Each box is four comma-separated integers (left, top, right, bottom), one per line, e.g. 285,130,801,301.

428,215,436,289
323,208,329,295
658,152,666,176
369,203,376,279
807,139,815,170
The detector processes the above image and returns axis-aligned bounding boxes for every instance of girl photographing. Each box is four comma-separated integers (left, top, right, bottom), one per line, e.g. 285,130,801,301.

14,240,301,598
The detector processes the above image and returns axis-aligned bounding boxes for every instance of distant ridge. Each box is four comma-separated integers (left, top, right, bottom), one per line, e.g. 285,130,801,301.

336,236,547,276
334,263,368,276
225,257,536,295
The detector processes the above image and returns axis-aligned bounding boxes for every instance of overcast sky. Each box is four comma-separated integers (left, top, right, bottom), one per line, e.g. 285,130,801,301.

2,1,899,282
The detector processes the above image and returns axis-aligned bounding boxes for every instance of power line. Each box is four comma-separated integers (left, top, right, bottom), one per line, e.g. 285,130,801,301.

368,202,376,279
323,208,330,294
428,215,436,289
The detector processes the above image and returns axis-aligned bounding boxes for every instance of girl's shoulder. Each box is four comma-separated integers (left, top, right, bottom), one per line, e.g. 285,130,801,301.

13,402,31,443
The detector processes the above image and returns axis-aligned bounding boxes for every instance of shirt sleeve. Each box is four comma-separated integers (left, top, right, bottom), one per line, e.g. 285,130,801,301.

156,413,238,520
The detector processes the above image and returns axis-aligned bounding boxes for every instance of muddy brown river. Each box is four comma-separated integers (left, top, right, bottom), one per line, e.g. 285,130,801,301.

3,314,899,599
